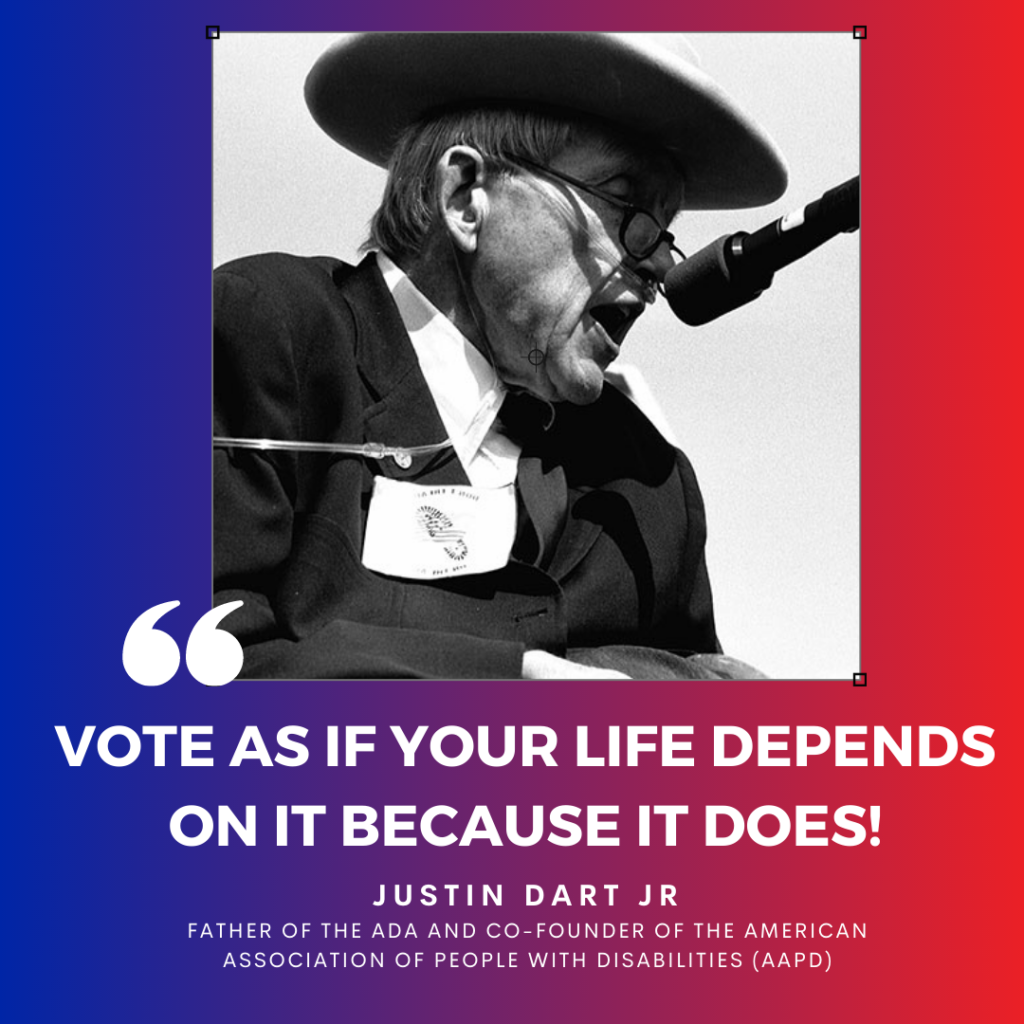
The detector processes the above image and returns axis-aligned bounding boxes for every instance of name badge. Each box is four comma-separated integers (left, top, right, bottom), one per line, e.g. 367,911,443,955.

362,477,516,580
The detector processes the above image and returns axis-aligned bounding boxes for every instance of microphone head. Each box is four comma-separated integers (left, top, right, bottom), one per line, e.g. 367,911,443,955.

665,234,769,327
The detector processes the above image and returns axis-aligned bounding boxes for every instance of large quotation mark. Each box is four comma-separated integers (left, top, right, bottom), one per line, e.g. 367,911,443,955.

122,601,244,686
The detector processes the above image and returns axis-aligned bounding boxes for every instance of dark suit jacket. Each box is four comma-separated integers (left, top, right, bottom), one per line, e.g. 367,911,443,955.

214,253,719,678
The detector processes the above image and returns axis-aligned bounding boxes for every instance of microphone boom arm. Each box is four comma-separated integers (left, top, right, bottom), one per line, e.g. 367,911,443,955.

665,175,860,327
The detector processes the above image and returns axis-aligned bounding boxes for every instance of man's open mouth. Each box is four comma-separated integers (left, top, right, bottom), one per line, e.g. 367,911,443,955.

589,302,643,345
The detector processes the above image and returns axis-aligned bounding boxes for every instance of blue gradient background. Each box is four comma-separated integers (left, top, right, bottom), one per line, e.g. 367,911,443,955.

11,3,1018,1022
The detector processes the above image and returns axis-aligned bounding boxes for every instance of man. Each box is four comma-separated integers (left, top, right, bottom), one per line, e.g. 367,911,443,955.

214,33,787,679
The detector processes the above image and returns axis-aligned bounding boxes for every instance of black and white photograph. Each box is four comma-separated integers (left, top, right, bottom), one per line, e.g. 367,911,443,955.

213,32,860,680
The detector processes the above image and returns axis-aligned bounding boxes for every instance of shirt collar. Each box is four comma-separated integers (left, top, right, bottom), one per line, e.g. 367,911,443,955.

377,251,507,469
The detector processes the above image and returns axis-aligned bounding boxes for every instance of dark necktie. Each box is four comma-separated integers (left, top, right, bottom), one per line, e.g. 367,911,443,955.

497,392,568,570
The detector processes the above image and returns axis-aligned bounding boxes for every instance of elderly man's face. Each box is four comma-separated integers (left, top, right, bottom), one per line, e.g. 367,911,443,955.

469,134,681,405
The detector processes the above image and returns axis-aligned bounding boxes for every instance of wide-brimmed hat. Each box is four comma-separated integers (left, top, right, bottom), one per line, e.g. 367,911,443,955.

305,33,787,210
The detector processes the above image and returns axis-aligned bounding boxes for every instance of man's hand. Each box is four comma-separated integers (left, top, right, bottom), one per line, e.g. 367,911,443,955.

521,650,630,679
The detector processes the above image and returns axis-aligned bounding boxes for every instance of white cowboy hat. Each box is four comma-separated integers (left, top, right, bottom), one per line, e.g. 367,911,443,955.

305,32,788,210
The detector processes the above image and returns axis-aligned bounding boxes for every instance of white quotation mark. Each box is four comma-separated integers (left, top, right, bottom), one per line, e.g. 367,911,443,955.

122,601,244,686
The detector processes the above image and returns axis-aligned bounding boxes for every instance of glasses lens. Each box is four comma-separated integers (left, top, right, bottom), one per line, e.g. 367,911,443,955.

623,211,664,259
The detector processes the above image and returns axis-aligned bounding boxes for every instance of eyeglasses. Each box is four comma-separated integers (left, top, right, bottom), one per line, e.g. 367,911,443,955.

516,157,685,264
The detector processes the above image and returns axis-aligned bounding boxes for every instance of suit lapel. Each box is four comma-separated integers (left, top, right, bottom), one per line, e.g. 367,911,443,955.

547,487,604,581
334,256,470,486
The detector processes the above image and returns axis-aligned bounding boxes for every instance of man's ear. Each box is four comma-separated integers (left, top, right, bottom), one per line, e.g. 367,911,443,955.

437,146,489,254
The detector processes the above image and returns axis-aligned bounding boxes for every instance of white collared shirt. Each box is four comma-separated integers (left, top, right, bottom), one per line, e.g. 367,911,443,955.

377,252,520,488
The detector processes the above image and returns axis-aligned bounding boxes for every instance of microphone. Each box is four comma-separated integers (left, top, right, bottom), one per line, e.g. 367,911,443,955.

664,176,860,326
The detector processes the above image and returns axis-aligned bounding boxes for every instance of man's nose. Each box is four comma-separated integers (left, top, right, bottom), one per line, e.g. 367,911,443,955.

643,235,680,274
633,240,682,298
